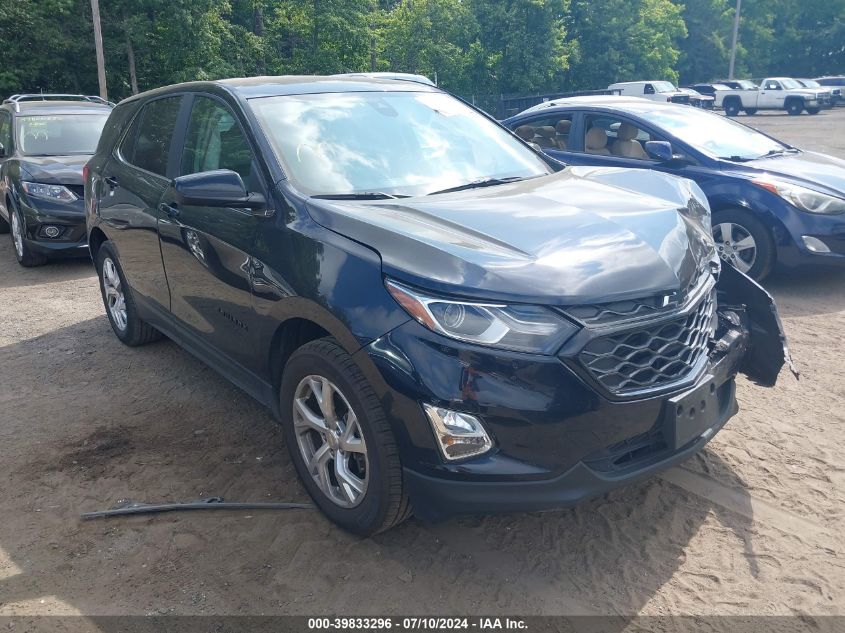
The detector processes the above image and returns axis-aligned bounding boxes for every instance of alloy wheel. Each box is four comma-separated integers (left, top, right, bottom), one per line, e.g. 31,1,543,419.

713,222,756,274
102,257,128,331
293,375,369,508
11,212,24,258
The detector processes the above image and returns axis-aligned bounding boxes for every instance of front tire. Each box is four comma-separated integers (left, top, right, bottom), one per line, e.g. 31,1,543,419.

9,204,47,267
280,338,411,536
806,107,821,115
744,108,758,116
712,209,775,281
95,241,162,346
786,100,804,116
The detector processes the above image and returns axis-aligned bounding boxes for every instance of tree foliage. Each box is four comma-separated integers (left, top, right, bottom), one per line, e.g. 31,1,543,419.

0,0,842,101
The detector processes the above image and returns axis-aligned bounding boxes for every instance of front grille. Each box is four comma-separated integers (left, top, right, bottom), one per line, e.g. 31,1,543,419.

566,295,666,326
578,289,715,395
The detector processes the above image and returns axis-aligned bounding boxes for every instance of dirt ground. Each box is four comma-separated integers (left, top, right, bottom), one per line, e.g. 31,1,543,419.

0,108,843,624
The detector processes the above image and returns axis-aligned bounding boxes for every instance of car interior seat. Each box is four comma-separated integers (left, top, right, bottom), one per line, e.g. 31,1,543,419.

585,127,611,155
555,120,571,149
534,126,559,149
611,123,648,159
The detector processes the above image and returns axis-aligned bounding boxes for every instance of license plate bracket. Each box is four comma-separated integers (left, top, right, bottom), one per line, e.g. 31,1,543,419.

663,374,721,450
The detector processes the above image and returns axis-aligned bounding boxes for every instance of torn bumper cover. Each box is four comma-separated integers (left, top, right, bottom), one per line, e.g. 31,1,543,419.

373,265,795,521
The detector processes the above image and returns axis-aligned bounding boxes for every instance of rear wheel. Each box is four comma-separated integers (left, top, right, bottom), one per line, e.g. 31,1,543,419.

9,204,47,267
786,100,804,116
724,100,741,117
95,241,162,346
744,108,758,115
712,209,775,281
806,107,821,115
280,338,411,536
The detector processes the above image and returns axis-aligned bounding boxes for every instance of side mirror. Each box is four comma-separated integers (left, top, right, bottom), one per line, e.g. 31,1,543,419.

170,169,271,216
644,141,675,162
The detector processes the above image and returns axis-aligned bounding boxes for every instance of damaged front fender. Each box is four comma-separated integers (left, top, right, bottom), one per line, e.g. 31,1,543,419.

716,263,798,387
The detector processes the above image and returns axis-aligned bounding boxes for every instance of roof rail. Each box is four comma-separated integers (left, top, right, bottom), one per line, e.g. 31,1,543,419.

2,94,115,111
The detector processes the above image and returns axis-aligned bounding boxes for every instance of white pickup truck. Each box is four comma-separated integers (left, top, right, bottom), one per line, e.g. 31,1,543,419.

720,77,832,116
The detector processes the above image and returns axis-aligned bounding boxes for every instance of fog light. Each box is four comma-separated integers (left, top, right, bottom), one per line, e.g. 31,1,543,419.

423,404,492,461
44,225,61,238
802,235,831,253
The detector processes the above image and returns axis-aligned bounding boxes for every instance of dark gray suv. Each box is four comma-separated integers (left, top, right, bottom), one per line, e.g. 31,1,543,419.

0,94,111,266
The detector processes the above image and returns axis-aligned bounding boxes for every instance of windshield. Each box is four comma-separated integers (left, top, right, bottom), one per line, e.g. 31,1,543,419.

249,91,550,197
653,81,677,93
16,113,109,156
637,106,787,160
780,78,801,90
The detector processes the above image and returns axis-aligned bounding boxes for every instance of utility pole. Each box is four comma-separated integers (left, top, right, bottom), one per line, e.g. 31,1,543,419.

90,0,108,100
728,0,742,80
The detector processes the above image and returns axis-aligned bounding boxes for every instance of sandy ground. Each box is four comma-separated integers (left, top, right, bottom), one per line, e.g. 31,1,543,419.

0,108,843,624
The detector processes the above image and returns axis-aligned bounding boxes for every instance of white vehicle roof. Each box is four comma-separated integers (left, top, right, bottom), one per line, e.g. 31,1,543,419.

521,95,651,114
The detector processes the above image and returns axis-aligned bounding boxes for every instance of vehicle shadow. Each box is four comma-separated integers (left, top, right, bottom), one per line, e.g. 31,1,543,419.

764,267,845,318
0,239,94,290
0,317,759,626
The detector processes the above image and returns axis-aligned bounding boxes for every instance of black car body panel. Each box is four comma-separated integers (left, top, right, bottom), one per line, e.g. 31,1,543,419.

86,77,790,523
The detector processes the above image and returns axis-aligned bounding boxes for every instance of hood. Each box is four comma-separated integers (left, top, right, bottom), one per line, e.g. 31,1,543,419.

787,88,828,99
20,155,90,185
745,151,845,196
305,168,715,305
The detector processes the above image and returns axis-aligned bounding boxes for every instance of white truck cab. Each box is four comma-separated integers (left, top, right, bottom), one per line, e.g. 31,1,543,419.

607,81,690,104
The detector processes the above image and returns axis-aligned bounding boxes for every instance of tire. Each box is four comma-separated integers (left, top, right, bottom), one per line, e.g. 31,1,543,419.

712,209,776,281
280,338,412,536
744,108,758,116
806,107,821,115
95,240,162,346
786,100,803,116
724,100,741,117
9,202,47,267
0,209,9,234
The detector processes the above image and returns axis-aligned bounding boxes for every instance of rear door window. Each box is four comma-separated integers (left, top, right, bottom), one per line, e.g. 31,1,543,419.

122,96,182,176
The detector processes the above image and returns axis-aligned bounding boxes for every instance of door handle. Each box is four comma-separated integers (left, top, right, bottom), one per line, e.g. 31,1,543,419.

158,202,180,219
104,176,119,189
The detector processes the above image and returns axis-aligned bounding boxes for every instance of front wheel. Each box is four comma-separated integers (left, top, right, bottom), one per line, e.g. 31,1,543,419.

786,100,804,116
806,107,821,115
280,338,411,535
744,108,758,116
95,241,162,346
712,209,775,281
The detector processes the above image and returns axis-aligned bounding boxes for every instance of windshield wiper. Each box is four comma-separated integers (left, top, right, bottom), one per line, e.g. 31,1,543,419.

426,175,536,196
718,155,754,162
311,192,409,200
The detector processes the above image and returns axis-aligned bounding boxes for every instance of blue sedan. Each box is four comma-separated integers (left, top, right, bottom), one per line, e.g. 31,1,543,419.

504,96,845,279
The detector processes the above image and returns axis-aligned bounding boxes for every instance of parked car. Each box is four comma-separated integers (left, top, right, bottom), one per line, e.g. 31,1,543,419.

797,78,841,107
608,81,690,104
687,83,732,108
719,77,832,116
504,96,845,280
678,87,714,109
715,79,758,91
0,94,112,266
86,76,790,535
815,76,845,105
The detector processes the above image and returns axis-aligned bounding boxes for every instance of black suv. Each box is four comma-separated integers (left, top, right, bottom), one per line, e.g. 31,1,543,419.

86,77,791,535
0,94,112,266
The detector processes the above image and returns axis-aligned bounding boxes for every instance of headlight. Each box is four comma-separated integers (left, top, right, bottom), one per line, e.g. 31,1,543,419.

21,181,77,203
753,178,845,215
386,279,579,354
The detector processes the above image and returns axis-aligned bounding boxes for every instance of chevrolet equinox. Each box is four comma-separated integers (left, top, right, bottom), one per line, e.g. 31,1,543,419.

85,77,792,535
